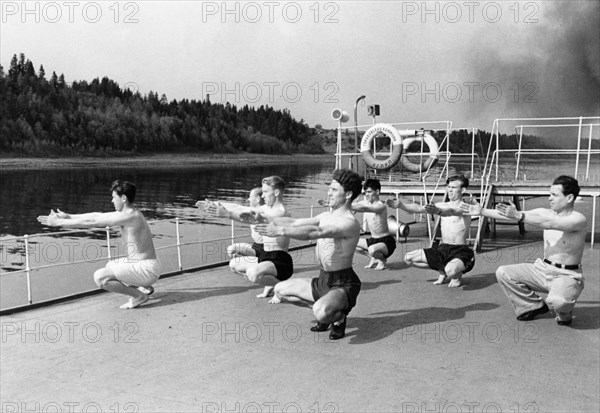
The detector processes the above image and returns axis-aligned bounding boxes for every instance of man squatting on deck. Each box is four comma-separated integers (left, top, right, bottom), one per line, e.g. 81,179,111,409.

463,175,586,325
36,180,161,309
351,178,397,271
387,174,475,287
254,169,363,340
199,176,293,300
225,187,265,259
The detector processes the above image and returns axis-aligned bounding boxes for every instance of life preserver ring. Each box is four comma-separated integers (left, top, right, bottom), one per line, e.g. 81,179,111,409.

400,133,439,173
360,123,403,170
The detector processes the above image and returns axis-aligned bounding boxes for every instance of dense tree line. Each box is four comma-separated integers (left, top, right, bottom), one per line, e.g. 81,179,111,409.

0,53,324,156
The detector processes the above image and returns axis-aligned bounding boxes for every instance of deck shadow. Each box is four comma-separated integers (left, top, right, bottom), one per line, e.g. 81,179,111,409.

461,272,498,291
360,279,403,291
142,285,257,308
344,302,499,345
569,305,600,330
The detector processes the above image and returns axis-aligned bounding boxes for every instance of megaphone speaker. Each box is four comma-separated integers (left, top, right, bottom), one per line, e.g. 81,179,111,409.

331,108,350,123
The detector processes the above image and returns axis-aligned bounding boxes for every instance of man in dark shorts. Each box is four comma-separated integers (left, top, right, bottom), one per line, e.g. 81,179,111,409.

255,169,363,340
387,174,475,287
225,187,265,259
352,178,397,270
199,176,292,299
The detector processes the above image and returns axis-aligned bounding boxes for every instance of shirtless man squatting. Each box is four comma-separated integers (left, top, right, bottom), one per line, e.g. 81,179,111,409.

352,178,396,270
254,169,363,340
37,180,161,309
200,176,293,300
387,174,475,287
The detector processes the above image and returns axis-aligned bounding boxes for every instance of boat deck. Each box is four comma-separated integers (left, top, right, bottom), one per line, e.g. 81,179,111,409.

2,240,599,412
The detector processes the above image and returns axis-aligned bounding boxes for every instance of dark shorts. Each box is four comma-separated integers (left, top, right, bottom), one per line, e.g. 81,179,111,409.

366,234,396,258
258,250,293,281
251,242,264,255
311,268,362,315
424,242,475,274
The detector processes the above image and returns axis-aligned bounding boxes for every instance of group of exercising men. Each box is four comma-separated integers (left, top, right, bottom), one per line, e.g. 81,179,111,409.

37,170,587,339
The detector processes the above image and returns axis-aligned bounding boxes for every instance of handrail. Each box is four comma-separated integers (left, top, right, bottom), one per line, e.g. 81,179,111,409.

0,204,325,311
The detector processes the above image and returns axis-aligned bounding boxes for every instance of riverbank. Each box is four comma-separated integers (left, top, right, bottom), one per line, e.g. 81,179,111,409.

0,153,335,170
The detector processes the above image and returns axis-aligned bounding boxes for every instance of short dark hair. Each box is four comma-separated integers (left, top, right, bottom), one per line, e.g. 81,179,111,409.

363,178,381,192
262,176,286,192
111,180,136,203
553,175,580,199
332,169,363,202
447,174,469,189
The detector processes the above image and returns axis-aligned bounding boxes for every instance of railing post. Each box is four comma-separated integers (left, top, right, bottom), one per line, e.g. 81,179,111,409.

515,126,523,180
471,128,475,180
309,205,314,244
575,116,582,179
591,195,597,249
24,234,32,304
175,218,182,271
231,220,235,246
105,227,112,260
586,125,593,181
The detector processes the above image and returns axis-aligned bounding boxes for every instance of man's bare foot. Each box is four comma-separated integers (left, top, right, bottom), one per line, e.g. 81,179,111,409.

433,274,447,285
374,259,387,271
257,286,274,298
268,295,281,304
120,294,149,309
365,258,377,269
448,278,462,288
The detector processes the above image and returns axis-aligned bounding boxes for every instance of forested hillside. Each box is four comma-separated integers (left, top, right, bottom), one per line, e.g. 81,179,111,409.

0,53,324,156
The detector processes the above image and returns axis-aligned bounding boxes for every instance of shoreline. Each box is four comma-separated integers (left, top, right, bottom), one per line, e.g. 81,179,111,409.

0,152,335,170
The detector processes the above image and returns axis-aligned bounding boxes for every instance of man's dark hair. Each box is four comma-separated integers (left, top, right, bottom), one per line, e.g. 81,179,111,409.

332,169,363,202
262,176,286,192
111,180,136,203
363,178,381,192
553,175,580,199
446,174,469,189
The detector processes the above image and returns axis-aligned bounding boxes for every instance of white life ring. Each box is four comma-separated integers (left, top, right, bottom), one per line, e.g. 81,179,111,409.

400,133,439,173
360,123,403,170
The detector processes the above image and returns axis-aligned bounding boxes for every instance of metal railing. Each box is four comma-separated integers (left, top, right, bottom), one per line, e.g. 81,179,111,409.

0,205,324,313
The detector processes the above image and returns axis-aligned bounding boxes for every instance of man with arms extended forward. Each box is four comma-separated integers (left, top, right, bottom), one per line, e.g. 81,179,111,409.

464,175,586,325
352,178,396,270
387,174,475,287
37,180,160,309
199,176,292,299
254,169,363,340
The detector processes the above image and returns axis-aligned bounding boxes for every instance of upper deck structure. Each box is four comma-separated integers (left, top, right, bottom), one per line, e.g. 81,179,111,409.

332,111,600,251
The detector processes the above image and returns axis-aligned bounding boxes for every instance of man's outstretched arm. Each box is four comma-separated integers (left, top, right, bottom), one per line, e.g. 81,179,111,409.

386,198,426,214
37,210,131,228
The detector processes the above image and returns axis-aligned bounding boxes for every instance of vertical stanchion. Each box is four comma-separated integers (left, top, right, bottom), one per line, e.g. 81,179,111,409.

309,205,314,245
585,125,593,181
24,235,32,304
471,128,475,180
231,220,235,246
591,196,597,249
176,218,182,271
105,227,112,260
575,116,582,179
396,193,400,243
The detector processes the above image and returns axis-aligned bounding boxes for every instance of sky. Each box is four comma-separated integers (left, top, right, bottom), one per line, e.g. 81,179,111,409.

2,0,599,140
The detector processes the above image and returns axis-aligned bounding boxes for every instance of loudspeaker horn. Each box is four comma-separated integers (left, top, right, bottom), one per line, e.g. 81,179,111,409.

331,108,350,123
